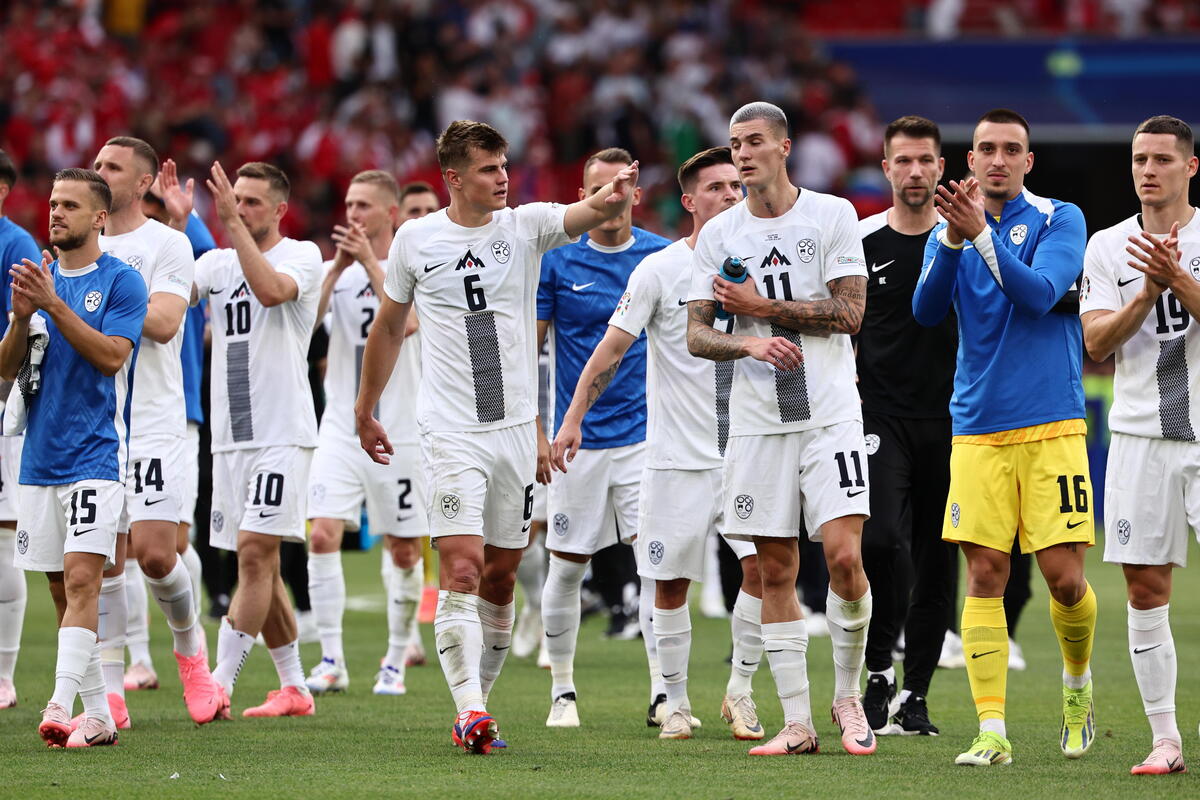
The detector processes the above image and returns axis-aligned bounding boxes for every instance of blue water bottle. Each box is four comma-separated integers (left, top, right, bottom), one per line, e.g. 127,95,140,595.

715,256,748,321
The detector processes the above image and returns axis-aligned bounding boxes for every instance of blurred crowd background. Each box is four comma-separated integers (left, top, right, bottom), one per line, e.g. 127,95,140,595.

2,0,1199,255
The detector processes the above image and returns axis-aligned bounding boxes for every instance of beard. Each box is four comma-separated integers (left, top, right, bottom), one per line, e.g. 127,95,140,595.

898,186,931,209
49,228,89,252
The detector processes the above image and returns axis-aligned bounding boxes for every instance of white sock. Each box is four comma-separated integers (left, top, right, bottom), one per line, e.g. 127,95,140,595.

1129,602,1180,744
763,619,811,727
727,590,762,697
434,590,485,713
78,638,112,725
384,555,422,671
517,535,545,611
123,560,153,668
870,666,896,685
981,718,1007,736
0,528,26,680
478,597,515,704
898,688,912,704
542,555,587,699
51,626,95,711
98,574,127,698
269,639,307,691
212,616,255,696
639,577,664,702
181,543,203,616
826,588,871,700
308,551,345,663
653,604,692,715
145,558,202,657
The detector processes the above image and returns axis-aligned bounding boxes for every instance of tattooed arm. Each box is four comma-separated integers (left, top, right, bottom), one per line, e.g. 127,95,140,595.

712,274,866,335
686,298,805,369
549,326,637,472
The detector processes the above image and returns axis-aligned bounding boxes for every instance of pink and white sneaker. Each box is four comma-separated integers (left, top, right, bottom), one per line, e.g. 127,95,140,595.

242,686,314,718
66,716,118,748
0,678,17,709
70,693,130,732
1131,739,1187,775
748,721,819,755
124,661,159,691
39,702,71,748
176,650,222,724
832,696,877,755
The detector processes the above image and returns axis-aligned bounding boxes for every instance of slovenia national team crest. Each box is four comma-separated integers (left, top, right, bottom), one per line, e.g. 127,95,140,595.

1191,257,1200,280
950,502,961,528
734,494,754,520
864,434,880,455
16,529,28,555
127,255,144,271
553,513,569,536
1009,224,1029,245
1117,518,1131,545
796,239,816,263
648,540,665,566
84,290,103,312
491,240,511,264
211,511,224,533
441,494,461,519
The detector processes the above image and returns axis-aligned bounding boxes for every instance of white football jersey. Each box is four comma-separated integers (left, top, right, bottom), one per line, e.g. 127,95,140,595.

609,238,730,470
99,218,194,439
320,261,420,447
384,204,575,434
688,189,867,436
195,237,323,452
1080,209,1200,441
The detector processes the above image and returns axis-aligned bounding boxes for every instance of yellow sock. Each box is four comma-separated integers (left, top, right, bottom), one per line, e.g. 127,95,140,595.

962,596,1008,723
1050,582,1096,681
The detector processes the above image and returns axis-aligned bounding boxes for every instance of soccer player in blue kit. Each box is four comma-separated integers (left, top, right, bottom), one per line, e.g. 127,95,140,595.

0,169,148,748
536,147,670,728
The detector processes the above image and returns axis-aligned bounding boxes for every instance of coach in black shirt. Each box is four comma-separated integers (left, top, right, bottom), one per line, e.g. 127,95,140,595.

856,116,958,736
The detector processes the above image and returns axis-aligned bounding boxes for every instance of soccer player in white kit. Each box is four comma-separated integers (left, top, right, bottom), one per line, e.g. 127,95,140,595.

686,102,875,756
304,170,433,697
355,120,639,753
1079,115,1199,776
194,161,324,718
551,146,766,741
91,137,221,728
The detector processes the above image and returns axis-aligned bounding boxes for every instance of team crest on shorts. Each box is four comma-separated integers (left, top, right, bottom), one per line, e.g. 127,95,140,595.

648,540,665,566
1009,224,1028,245
1117,518,1131,545
211,510,224,533
734,494,754,520
864,434,880,455
84,291,103,312
16,530,28,555
950,502,961,528
491,241,511,264
441,494,461,519
553,513,569,535
796,239,816,263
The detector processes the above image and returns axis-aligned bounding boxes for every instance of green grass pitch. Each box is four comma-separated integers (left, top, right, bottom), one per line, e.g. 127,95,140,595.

1,541,1197,799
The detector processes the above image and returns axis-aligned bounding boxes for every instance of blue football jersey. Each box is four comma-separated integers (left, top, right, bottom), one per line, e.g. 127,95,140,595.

0,216,42,332
181,212,216,424
21,253,148,485
538,229,670,448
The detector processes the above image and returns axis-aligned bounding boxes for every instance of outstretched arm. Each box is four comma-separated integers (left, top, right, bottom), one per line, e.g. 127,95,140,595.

562,161,640,238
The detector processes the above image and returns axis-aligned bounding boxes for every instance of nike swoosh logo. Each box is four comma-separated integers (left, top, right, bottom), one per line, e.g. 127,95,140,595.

1064,635,1089,643
424,262,448,273
765,648,783,653
739,659,759,667
662,672,680,679
73,528,97,537
1066,520,1086,529
491,645,510,651
1117,276,1140,287
846,490,866,498
546,629,568,638
438,644,461,655
210,287,225,294
258,511,280,519
841,624,867,633
144,498,167,506
785,740,808,753
396,514,414,522
84,731,109,744
677,299,687,306
333,288,351,294
970,650,1000,659
1133,644,1162,654
870,260,894,273
571,282,595,291
521,523,531,533
856,734,874,748
1167,757,1181,771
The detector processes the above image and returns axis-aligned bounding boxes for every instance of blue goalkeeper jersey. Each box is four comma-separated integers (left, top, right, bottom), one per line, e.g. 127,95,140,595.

21,253,148,485
912,188,1087,436
538,229,669,449
0,216,41,331
181,212,216,425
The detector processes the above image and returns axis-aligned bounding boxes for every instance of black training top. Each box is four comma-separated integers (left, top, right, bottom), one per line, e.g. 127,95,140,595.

856,209,957,419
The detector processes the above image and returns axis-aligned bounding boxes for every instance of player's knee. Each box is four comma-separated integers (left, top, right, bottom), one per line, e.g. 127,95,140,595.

824,544,862,583
138,547,174,580
1044,571,1086,606
443,559,483,594
309,524,342,554
739,556,760,589
757,556,794,589
389,538,420,570
480,562,516,598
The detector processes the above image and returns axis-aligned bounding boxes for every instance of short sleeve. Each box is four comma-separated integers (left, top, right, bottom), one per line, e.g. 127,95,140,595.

537,252,558,321
527,202,577,255
103,269,150,345
822,198,868,283
687,222,721,302
149,230,195,302
608,257,659,338
1079,232,1121,314
274,241,323,301
2,230,41,325
192,249,220,301
384,227,415,303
